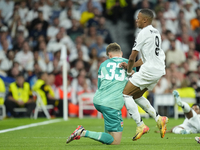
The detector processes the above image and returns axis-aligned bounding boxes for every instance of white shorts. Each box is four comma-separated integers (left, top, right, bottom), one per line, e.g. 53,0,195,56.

179,110,200,133
129,71,162,90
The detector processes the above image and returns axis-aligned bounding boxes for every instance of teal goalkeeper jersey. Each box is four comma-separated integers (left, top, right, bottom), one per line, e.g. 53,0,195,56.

93,57,136,110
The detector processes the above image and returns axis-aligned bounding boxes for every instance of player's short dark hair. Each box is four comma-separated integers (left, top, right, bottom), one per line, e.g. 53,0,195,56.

192,103,200,108
139,9,154,20
106,42,121,56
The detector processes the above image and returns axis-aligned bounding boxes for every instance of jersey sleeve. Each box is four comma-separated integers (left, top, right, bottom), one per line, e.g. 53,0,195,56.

97,64,103,89
132,31,145,52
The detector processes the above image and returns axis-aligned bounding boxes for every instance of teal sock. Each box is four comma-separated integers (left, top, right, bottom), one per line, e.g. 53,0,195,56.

85,130,114,145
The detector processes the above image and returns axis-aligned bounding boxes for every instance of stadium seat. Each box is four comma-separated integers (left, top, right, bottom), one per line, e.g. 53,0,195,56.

33,92,54,119
78,93,101,119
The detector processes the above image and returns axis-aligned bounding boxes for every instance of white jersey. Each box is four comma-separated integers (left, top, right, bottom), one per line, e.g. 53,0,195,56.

180,112,200,133
132,25,166,77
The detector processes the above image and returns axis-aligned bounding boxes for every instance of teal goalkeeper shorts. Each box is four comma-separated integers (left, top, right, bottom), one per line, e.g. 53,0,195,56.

94,104,123,132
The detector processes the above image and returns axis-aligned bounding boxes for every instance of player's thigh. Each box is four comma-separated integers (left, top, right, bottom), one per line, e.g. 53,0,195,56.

123,81,147,99
108,132,122,145
99,105,123,133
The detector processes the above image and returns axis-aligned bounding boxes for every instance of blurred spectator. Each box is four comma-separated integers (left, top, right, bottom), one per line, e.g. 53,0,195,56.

80,1,95,26
153,76,169,94
162,30,182,52
26,1,40,27
70,59,85,78
47,17,59,40
48,58,62,74
0,38,9,54
0,0,14,22
8,11,29,39
0,77,5,105
0,26,13,50
180,61,191,77
70,69,92,117
69,36,89,62
83,26,97,47
32,72,63,117
59,0,80,21
18,1,29,25
59,8,72,30
30,10,49,33
71,49,90,70
26,62,42,88
38,0,52,21
54,63,72,87
79,0,103,14
169,62,184,86
89,52,108,82
47,28,75,55
7,62,21,79
47,73,57,96
38,41,54,64
183,0,196,28
86,6,101,28
176,10,189,36
170,0,184,16
178,33,193,53
12,34,25,53
97,16,113,44
34,50,47,72
105,0,127,24
0,50,15,72
5,73,36,117
163,1,176,21
14,41,34,70
0,50,6,75
89,47,98,70
186,41,200,59
190,7,200,32
186,49,199,72
29,22,47,45
67,18,84,42
89,35,107,57
165,38,186,67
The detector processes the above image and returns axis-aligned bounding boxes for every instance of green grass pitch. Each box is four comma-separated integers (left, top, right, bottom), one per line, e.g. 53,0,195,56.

0,118,199,150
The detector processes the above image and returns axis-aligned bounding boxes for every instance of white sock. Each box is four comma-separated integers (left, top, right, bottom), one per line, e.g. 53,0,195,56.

181,101,191,113
135,96,160,122
123,94,143,127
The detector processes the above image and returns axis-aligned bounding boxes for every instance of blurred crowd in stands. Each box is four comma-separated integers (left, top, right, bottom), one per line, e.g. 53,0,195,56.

0,0,200,118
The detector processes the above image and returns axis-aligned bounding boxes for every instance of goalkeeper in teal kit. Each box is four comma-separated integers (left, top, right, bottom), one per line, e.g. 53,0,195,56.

66,43,146,145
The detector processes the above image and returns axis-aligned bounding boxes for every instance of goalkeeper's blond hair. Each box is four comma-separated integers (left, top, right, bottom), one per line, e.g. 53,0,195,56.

106,43,122,56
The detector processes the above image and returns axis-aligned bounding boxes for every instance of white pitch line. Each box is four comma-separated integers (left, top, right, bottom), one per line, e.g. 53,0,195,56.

0,119,62,134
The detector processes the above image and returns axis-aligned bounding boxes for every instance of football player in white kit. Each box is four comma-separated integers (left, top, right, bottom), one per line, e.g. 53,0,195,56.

195,136,200,144
120,9,168,140
172,90,200,134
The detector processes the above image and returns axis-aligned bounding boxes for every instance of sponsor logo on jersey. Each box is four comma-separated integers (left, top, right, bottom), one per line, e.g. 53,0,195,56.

121,121,123,127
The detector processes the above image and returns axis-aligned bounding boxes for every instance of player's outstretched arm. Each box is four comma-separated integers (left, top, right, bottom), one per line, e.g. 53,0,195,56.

127,50,138,74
